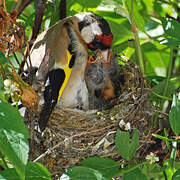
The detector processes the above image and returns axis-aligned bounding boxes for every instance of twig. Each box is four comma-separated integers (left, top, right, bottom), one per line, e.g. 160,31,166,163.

59,0,66,20
17,0,33,17
0,0,2,7
33,125,114,162
21,0,47,71
3,0,7,13
30,0,47,40
154,110,169,117
0,62,6,80
13,52,21,67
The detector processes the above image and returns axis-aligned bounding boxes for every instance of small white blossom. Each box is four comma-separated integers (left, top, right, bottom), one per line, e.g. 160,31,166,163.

4,79,13,88
125,122,131,131
119,120,126,127
146,152,159,164
4,84,18,96
172,141,177,148
119,120,131,131
97,111,103,116
60,173,70,180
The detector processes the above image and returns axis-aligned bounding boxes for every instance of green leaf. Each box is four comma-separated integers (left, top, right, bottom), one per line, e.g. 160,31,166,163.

60,166,107,180
25,162,51,180
0,101,29,137
164,159,176,180
161,18,180,46
142,41,169,76
146,76,166,88
0,168,20,180
151,77,180,101
0,52,8,64
123,168,147,180
142,0,153,14
81,157,120,179
0,101,29,179
161,18,180,39
141,163,163,179
125,0,145,32
161,38,180,46
172,169,180,180
169,141,177,169
115,129,139,160
169,95,180,135
74,0,101,8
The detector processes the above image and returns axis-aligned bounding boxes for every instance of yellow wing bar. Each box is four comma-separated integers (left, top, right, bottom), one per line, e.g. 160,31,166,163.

58,50,73,101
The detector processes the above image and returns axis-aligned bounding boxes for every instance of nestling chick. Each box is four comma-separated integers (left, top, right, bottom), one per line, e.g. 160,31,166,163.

85,50,117,109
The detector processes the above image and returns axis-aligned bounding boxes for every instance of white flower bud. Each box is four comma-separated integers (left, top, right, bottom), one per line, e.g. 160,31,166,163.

4,79,13,88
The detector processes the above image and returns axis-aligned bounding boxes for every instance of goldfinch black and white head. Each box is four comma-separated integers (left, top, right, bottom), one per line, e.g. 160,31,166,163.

76,12,113,62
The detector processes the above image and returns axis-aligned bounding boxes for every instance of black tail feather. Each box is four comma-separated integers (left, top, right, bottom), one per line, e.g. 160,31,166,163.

39,100,56,132
38,69,65,131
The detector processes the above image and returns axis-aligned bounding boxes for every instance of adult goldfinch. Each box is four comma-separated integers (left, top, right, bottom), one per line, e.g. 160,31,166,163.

29,12,114,131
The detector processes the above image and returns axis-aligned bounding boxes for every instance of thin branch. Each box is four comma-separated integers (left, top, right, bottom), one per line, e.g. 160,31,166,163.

0,0,2,7
21,0,47,72
17,0,33,17
13,52,21,67
0,62,6,80
30,0,47,40
3,0,7,12
59,0,66,20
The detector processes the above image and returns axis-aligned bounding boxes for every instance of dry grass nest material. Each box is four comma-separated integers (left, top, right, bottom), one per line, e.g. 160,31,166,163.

25,59,156,179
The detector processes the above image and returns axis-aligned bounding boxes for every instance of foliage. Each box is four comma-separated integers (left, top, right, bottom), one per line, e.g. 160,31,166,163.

169,94,180,136
0,101,51,180
0,0,180,179
115,129,139,161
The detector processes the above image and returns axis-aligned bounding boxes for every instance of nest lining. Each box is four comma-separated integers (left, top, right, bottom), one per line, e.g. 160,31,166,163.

25,61,156,179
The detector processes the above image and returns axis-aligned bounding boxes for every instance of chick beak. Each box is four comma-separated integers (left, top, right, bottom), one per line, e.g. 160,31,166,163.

101,49,111,64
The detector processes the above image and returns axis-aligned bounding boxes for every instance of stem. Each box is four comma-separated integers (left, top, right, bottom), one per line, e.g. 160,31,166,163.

130,0,145,75
122,0,145,75
160,47,173,109
0,151,8,169
164,128,171,152
152,133,180,143
0,62,7,80
115,161,148,176
153,47,174,126
3,0,7,12
151,90,172,101
146,163,151,180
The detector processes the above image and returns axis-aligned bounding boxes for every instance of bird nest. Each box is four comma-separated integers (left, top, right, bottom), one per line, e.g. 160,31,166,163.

25,60,155,179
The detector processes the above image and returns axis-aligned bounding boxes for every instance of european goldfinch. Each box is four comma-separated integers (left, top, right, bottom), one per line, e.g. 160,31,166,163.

28,12,114,131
